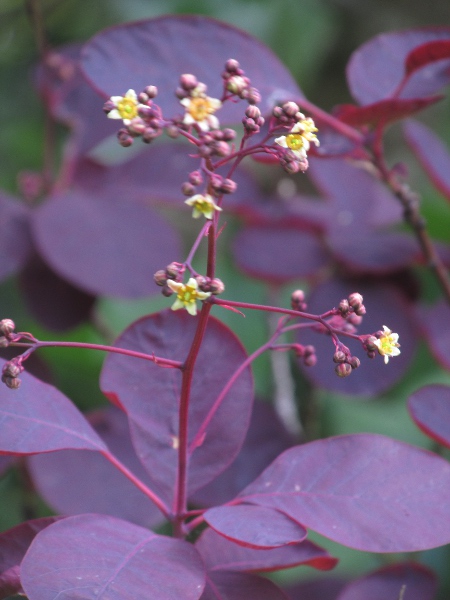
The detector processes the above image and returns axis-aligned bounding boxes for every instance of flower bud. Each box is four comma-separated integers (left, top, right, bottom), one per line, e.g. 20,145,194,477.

214,141,231,157
209,278,225,295
128,118,146,135
222,128,236,141
246,87,261,105
367,350,377,359
165,262,184,279
2,375,21,389
166,125,180,139
245,105,261,120
365,336,378,351
0,319,15,336
333,351,347,364
303,345,315,357
117,129,133,147
348,292,364,311
142,127,159,143
180,74,198,90
161,284,174,297
225,59,240,73
291,289,306,310
153,270,167,286
347,313,363,326
338,299,349,316
282,101,299,117
355,304,366,317
348,356,361,369
335,363,352,378
188,171,203,186
304,353,317,367
143,85,158,98
102,99,116,114
220,178,237,194
0,336,9,347
181,182,195,196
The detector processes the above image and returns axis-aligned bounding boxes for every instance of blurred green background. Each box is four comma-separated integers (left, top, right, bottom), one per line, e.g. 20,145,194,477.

1,1,450,598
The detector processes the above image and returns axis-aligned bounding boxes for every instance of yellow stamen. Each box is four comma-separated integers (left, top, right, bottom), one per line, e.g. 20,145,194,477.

286,133,304,151
117,98,138,120
188,97,213,121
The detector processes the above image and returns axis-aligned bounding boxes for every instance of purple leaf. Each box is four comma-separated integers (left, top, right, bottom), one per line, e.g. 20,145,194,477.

28,406,163,527
195,527,338,573
31,187,180,298
408,385,450,449
419,299,450,370
0,359,106,454
204,505,307,549
347,27,450,104
0,517,60,599
191,399,294,507
81,15,302,122
298,279,418,396
21,514,205,600
336,562,437,600
232,225,329,283
335,95,443,127
238,434,450,552
285,578,346,600
20,254,96,331
404,119,450,201
100,310,253,504
201,571,288,600
0,192,33,283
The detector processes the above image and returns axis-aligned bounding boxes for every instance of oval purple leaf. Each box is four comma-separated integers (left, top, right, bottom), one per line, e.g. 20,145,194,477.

238,434,450,552
28,406,163,527
100,310,253,505
0,192,33,283
404,119,450,201
195,527,338,573
201,571,288,600
204,505,306,549
21,514,205,600
419,299,450,370
81,15,302,122
336,562,437,600
297,279,418,396
32,188,180,298
0,359,106,454
408,384,450,449
347,27,450,104
233,225,329,283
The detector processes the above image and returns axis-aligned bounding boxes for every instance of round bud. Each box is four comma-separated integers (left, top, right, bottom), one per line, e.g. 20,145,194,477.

153,270,167,286
138,92,149,104
3,362,21,378
117,129,133,147
291,289,305,307
2,375,21,389
304,353,317,367
282,160,301,175
209,278,225,295
338,299,349,316
102,99,116,114
365,336,378,351
335,363,352,378
225,59,240,73
210,174,224,191
0,319,15,336
188,171,203,186
195,275,210,291
220,178,237,194
128,118,146,135
166,125,180,139
165,262,184,279
222,128,236,141
142,127,158,143
181,182,195,196
348,292,364,310
303,345,315,357
0,336,9,348
214,141,231,157
282,101,299,117
367,350,377,359
246,87,261,104
245,105,261,120
347,313,363,326
161,285,174,297
143,85,158,98
348,356,361,369
355,304,366,317
333,351,347,364
272,106,283,118
180,74,198,90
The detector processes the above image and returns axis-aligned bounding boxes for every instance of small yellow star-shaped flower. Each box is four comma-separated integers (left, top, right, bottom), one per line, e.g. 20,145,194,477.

166,278,211,316
184,194,223,219
274,118,320,160
373,325,401,364
107,89,142,125
180,83,222,132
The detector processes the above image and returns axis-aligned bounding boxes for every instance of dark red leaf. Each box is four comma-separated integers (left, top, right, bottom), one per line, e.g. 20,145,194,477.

100,310,253,505
196,527,338,573
0,359,106,454
419,299,450,370
405,40,450,76
408,385,450,449
191,400,294,507
298,279,418,396
232,225,329,283
81,15,302,123
20,254,96,331
28,406,163,527
21,514,205,600
347,28,450,104
0,192,33,283
204,505,307,549
32,187,180,298
336,95,443,127
201,571,288,600
404,119,450,202
238,434,450,552
336,562,437,600
0,518,60,599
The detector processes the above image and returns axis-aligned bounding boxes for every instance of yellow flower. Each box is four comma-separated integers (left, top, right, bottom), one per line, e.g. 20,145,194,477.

274,118,320,160
166,278,211,316
107,89,141,125
373,326,401,364
185,194,223,219
180,84,222,131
